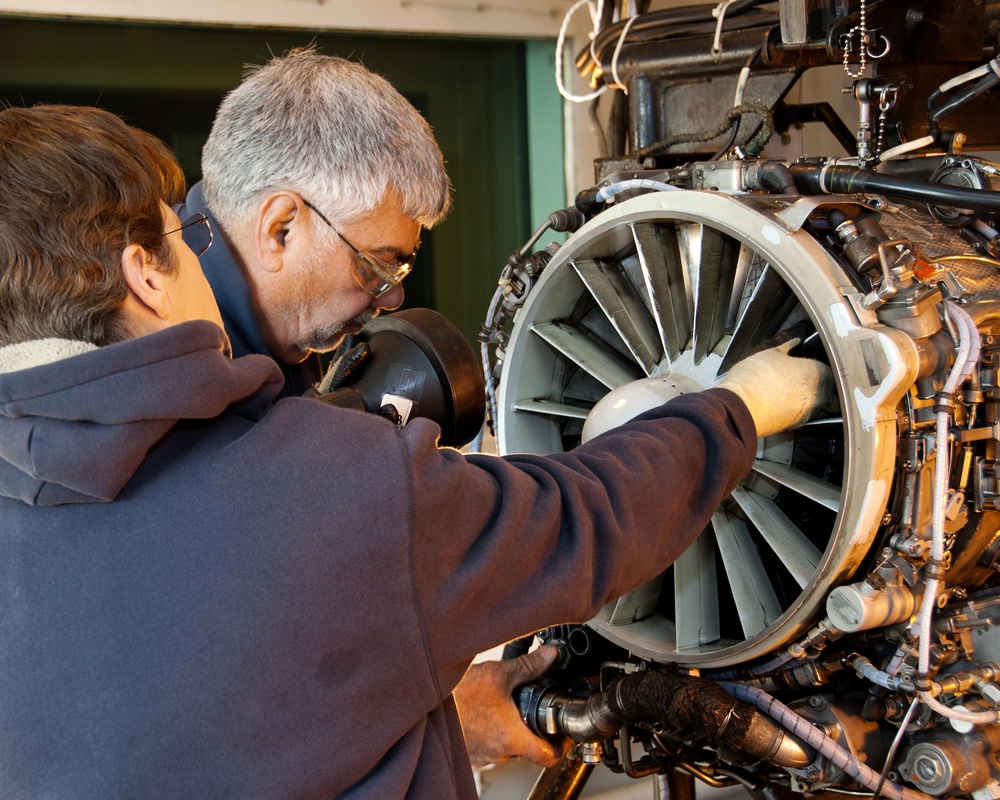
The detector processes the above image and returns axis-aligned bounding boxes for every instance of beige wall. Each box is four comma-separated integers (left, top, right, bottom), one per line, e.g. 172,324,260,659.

0,0,572,38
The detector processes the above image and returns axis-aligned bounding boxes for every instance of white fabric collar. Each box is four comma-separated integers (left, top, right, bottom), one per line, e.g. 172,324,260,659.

0,338,99,374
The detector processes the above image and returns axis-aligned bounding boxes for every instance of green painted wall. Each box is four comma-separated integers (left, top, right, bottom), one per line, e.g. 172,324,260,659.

525,39,568,247
0,16,564,347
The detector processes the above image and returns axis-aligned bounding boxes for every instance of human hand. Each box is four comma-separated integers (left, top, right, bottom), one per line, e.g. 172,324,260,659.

454,646,569,769
316,333,370,394
720,331,837,438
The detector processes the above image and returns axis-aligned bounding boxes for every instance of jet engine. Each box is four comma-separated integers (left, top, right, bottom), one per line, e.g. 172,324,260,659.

480,2,1000,798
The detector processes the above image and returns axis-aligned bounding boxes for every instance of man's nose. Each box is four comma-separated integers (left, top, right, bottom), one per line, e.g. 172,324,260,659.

373,284,404,311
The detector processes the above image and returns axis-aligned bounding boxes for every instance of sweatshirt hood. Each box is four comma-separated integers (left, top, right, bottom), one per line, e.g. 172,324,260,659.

0,321,284,506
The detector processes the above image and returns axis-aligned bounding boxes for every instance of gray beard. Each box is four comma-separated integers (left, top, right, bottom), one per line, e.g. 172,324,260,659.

298,310,376,354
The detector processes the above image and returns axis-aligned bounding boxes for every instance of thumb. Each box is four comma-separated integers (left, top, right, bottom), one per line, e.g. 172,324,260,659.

502,645,559,690
775,338,798,355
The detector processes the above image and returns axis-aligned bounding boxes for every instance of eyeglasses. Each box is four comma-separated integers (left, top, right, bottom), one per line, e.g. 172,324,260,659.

302,200,416,299
166,212,213,257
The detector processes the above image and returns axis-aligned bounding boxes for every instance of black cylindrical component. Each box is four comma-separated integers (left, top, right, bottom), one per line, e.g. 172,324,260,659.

575,187,604,217
789,163,1000,214
746,161,798,195
547,207,587,233
502,635,535,660
327,308,486,448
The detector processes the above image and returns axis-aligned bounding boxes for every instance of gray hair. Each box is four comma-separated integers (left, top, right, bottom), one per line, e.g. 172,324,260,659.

202,47,451,232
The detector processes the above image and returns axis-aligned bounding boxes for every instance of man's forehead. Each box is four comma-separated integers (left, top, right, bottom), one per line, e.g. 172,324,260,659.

348,201,421,256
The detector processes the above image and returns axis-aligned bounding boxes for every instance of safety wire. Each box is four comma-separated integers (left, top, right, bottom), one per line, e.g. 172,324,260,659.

872,696,921,800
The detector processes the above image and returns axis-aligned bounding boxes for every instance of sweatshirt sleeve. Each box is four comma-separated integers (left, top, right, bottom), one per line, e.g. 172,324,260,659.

400,388,756,689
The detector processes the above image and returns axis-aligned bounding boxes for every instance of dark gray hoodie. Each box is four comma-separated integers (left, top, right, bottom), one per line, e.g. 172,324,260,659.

0,319,755,799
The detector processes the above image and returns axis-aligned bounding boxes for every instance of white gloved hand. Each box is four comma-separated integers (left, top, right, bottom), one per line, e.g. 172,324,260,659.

719,337,837,438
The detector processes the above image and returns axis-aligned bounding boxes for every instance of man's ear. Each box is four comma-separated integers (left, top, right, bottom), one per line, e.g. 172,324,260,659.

117,243,174,337
120,243,170,320
255,192,303,274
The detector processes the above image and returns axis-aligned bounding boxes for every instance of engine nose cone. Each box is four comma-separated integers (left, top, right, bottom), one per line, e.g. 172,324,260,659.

581,374,704,443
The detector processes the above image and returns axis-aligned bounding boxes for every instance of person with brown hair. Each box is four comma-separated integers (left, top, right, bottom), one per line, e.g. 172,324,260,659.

0,105,218,350
0,104,830,799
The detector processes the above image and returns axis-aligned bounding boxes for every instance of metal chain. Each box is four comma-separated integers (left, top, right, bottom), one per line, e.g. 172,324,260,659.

875,83,897,158
843,0,868,78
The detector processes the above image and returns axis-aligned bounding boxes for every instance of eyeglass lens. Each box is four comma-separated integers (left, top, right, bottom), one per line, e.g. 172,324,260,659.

174,214,214,257
351,254,411,299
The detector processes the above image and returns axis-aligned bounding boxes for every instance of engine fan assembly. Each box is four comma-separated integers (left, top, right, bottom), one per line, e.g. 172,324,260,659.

495,188,916,668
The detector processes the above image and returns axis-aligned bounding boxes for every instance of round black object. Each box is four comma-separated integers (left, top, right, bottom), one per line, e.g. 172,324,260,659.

352,308,486,448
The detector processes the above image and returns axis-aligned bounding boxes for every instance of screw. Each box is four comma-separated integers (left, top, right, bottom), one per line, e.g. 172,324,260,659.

913,753,945,785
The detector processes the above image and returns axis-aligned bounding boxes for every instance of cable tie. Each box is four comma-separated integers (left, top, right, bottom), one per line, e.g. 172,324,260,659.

925,561,948,579
715,703,737,739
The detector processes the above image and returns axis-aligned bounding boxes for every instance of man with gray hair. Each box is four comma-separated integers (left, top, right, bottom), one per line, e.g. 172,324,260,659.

177,46,567,768
178,46,449,394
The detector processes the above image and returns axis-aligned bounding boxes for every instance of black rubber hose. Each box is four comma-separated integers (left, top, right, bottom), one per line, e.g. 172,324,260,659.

928,71,1000,130
754,161,797,194
502,635,535,660
788,163,1000,214
605,671,792,764
590,0,771,52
